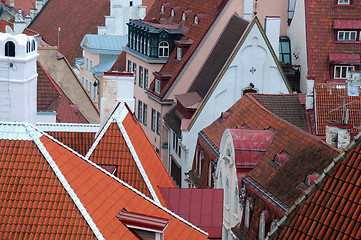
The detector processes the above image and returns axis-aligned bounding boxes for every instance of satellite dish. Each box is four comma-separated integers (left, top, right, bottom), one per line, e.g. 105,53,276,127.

5,25,14,34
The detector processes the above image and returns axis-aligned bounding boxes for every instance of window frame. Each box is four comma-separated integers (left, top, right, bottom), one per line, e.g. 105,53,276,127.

334,65,354,79
138,100,143,122
143,103,147,126
151,108,156,132
139,66,143,87
127,60,132,72
158,41,169,57
133,62,137,84
337,0,350,5
85,58,88,70
337,30,357,41
144,68,149,90
155,79,161,94
156,111,161,135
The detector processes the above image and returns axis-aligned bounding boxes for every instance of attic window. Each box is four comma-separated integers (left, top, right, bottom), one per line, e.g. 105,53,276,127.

182,12,186,21
171,9,175,16
338,0,350,4
269,151,290,169
155,79,161,94
194,16,199,25
117,209,169,238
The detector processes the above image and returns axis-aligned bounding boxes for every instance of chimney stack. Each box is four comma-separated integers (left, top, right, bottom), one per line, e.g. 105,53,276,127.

100,71,135,127
265,17,281,58
326,121,352,149
10,0,14,8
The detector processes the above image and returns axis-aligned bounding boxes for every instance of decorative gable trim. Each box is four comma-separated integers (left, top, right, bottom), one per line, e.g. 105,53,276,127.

24,123,105,240
187,17,293,131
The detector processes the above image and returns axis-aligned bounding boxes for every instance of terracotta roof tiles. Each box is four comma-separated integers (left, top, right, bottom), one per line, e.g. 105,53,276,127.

274,135,361,239
0,19,38,35
86,103,176,206
3,0,35,16
29,0,110,63
0,122,208,239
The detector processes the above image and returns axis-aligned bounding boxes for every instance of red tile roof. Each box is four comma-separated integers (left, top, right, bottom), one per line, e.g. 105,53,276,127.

29,0,110,63
37,61,88,123
3,0,35,16
0,122,208,239
195,93,340,206
86,103,176,206
305,1,361,82
160,188,223,239
273,135,361,239
314,83,360,136
143,0,229,100
0,19,38,35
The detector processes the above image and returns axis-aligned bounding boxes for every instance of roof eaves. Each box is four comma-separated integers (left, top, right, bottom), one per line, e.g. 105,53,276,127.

36,122,100,132
24,123,105,240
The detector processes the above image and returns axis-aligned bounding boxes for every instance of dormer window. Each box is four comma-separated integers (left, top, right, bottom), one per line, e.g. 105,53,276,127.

176,47,182,60
337,31,356,41
158,41,169,57
182,12,186,21
155,79,161,93
160,4,165,13
338,0,350,4
194,16,199,25
171,9,175,17
5,41,15,57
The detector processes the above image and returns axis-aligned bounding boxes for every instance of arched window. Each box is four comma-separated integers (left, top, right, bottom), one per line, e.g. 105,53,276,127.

160,4,165,13
26,41,30,53
194,16,199,25
158,41,169,57
31,40,35,51
182,12,186,21
5,41,15,57
171,9,175,17
259,212,266,240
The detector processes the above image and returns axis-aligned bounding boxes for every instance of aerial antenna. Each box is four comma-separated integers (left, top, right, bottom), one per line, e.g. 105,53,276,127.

57,27,61,50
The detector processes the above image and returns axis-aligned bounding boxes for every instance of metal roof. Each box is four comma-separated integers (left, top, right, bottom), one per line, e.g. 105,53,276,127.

82,34,128,53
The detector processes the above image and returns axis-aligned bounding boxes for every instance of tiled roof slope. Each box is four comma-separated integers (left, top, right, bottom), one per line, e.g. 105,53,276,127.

37,61,88,123
3,0,35,16
306,1,361,82
314,83,360,136
0,122,208,239
86,103,176,205
29,0,110,63
145,0,229,100
273,136,361,239
36,123,99,156
160,188,223,239
252,94,309,133
202,93,340,207
0,19,38,35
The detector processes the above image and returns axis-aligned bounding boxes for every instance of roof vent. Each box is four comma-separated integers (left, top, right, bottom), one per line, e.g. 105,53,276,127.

269,151,290,169
221,111,231,121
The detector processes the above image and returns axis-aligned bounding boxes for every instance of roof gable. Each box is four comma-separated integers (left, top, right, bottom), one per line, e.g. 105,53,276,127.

86,103,176,205
188,17,292,131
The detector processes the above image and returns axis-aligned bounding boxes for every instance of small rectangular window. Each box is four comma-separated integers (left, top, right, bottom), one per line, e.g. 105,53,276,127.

143,103,147,126
89,81,92,93
334,65,354,79
177,47,182,61
138,100,142,122
139,66,143,87
86,58,88,70
144,68,149,90
82,76,84,85
156,111,161,135
85,78,88,90
338,0,350,4
151,109,156,132
337,31,357,41
133,63,137,84
89,60,92,70
127,60,132,72
155,79,161,94
93,85,96,101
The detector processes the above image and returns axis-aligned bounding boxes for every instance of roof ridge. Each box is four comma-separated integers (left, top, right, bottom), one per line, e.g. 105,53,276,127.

115,119,160,204
36,122,100,132
37,121,208,236
267,133,361,239
24,123,105,240
246,94,341,153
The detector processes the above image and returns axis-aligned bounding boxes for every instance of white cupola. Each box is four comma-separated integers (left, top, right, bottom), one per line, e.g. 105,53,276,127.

0,31,38,124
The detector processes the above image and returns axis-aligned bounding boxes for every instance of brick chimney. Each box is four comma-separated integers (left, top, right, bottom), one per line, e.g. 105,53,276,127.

100,71,135,126
326,121,352,149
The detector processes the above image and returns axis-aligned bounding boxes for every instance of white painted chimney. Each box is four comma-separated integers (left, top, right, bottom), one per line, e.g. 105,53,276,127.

10,0,14,8
100,71,135,126
265,17,281,58
36,0,44,12
0,32,38,124
30,8,37,20
326,121,352,149
243,0,253,21
306,75,315,110
14,9,26,34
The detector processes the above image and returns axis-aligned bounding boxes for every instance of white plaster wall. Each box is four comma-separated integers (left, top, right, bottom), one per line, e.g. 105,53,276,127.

287,0,308,92
37,112,57,123
181,24,289,180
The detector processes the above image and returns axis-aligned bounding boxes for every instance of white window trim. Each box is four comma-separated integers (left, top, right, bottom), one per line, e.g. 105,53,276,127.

177,47,182,61
334,65,354,79
158,41,169,57
337,30,357,41
338,0,350,4
155,79,161,94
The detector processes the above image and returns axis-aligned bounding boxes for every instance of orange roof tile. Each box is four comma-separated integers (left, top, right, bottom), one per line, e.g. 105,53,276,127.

86,103,176,205
273,135,361,239
314,83,360,136
0,122,208,239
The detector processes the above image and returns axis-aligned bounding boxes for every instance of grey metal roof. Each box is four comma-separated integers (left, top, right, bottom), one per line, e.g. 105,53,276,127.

82,34,128,53
90,54,119,74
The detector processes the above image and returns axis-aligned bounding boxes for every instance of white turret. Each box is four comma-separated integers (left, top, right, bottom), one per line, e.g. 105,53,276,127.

0,32,38,124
